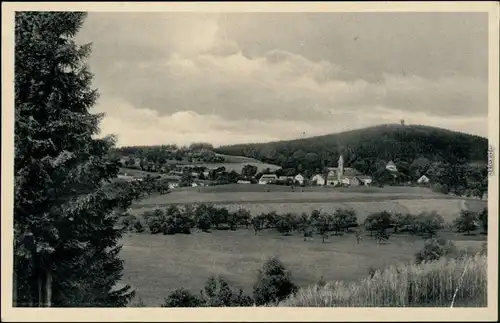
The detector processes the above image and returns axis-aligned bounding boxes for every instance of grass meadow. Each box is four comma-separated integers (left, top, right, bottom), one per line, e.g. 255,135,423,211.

121,227,485,307
131,195,486,225
122,185,487,307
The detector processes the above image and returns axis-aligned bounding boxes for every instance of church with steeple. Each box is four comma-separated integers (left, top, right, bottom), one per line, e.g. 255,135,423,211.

324,154,372,187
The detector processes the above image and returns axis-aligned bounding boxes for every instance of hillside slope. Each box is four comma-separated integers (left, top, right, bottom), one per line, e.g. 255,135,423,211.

215,124,488,175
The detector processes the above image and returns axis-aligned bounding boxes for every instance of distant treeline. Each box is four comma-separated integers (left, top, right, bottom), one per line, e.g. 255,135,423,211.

110,143,225,164
215,124,488,196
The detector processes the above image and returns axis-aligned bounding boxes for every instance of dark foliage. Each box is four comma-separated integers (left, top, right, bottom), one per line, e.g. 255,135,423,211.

253,257,298,305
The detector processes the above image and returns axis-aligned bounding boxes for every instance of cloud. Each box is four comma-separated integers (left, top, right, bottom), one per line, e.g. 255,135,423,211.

94,97,487,148
77,12,488,146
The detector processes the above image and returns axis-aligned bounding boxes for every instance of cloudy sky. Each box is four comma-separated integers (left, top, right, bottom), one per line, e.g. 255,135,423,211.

77,12,488,147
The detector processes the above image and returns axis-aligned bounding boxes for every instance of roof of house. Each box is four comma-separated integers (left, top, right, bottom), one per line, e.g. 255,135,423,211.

356,175,373,180
312,174,325,178
341,175,358,180
343,168,361,176
387,161,396,166
260,174,278,179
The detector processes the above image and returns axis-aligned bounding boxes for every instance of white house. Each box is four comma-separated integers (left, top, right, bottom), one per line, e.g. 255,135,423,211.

386,161,398,172
341,176,361,187
191,182,198,187
356,176,373,186
258,174,278,185
168,182,179,189
117,174,134,182
417,175,430,184
294,174,305,185
311,174,325,186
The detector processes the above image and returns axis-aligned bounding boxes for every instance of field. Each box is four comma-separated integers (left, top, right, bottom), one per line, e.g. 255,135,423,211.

121,185,487,306
279,253,487,307
196,162,281,173
120,157,281,176
130,185,487,224
215,153,263,164
121,228,485,307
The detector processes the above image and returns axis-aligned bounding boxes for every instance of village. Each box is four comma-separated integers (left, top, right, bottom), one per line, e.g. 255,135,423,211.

116,153,432,190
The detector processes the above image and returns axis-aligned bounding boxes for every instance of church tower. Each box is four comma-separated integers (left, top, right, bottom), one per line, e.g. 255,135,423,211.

338,155,344,181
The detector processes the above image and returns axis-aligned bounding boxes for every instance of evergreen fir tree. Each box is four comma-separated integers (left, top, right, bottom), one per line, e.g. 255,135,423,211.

14,12,154,307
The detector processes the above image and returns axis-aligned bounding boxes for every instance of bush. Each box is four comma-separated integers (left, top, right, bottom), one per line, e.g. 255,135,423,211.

276,214,293,236
133,219,145,233
119,213,145,233
416,212,445,238
478,207,488,234
253,257,298,305
391,213,409,233
415,238,458,264
195,204,212,232
236,208,252,228
161,288,204,307
264,211,279,229
298,212,311,232
146,208,167,234
252,214,265,235
201,276,253,307
365,211,392,242
335,208,358,232
314,213,332,241
453,210,479,235
119,213,137,231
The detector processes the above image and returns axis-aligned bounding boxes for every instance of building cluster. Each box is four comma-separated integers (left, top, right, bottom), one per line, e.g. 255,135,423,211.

258,155,375,187
119,153,433,190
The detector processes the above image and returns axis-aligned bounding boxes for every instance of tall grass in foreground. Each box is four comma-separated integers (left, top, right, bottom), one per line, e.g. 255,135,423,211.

279,254,487,307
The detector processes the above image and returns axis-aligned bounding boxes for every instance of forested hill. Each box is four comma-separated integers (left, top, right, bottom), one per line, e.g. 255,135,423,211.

215,124,488,176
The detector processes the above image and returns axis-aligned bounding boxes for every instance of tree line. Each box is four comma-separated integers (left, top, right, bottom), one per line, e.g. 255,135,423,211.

111,143,225,170
122,205,488,242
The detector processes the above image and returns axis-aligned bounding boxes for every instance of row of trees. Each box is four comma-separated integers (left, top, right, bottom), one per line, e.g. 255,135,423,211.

126,206,360,242
158,257,298,307
112,143,224,169
364,208,488,243
125,205,487,243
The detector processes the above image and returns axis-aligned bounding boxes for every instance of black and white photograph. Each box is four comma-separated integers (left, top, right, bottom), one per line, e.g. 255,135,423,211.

2,1,499,321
